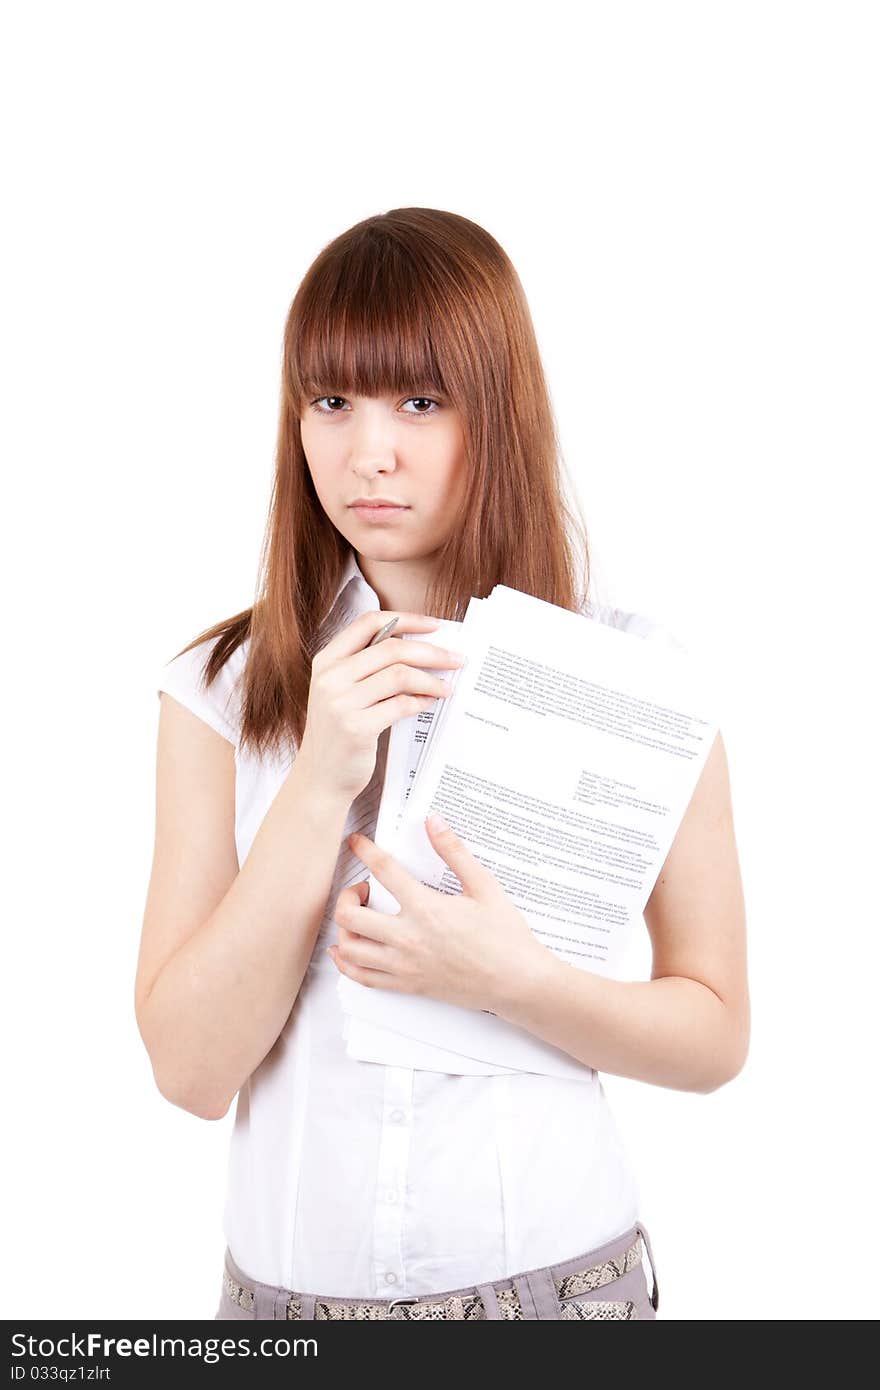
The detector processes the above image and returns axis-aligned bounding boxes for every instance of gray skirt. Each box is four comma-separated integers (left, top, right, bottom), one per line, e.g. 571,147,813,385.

214,1219,660,1321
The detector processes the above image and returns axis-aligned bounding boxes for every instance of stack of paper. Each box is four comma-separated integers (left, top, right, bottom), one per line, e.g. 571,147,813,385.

337,585,721,1080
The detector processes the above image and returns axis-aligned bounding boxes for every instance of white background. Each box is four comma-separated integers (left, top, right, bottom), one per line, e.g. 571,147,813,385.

2,0,877,1321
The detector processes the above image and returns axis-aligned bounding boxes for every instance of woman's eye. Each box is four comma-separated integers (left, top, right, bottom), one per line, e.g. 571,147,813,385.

308,395,440,416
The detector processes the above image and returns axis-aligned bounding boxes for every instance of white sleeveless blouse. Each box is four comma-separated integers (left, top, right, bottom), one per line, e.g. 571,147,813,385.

156,548,686,1298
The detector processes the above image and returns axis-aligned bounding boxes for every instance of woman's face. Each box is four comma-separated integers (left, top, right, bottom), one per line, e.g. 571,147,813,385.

300,390,469,561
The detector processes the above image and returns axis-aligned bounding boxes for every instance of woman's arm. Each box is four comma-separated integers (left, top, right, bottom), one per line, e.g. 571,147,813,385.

495,731,750,1093
134,695,351,1120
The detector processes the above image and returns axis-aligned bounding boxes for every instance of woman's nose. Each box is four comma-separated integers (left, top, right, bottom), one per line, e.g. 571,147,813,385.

349,410,399,468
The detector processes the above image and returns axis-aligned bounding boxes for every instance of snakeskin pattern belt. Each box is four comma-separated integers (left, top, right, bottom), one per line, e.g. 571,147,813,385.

222,1232,648,1320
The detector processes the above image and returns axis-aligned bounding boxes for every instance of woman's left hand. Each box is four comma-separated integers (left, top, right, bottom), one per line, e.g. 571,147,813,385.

328,813,550,1014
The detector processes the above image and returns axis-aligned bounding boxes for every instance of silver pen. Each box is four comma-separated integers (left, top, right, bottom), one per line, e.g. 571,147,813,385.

367,616,400,647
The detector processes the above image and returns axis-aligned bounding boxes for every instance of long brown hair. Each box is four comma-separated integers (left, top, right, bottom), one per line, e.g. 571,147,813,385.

171,207,591,761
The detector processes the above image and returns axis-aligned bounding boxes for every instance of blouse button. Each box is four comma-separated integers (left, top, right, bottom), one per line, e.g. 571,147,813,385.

389,1109,406,1123
384,1272,398,1285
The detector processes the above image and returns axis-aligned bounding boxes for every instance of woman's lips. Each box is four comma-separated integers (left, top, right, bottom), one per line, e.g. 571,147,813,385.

351,504,410,522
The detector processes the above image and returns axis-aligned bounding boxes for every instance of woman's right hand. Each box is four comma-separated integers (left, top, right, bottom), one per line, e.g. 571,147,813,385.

298,611,465,804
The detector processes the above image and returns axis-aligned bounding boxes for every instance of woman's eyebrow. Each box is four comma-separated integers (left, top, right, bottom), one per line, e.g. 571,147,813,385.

301,383,447,402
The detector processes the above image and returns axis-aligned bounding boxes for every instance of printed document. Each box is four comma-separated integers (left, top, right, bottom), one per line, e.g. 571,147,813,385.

336,586,721,1077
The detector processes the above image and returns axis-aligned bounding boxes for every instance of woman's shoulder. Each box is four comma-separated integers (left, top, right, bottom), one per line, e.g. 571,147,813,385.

582,593,689,655
156,630,250,746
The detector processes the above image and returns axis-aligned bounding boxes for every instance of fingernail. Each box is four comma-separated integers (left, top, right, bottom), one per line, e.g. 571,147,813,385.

427,811,449,832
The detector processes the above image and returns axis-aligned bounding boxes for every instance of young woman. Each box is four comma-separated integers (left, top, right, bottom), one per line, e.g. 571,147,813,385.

136,207,749,1321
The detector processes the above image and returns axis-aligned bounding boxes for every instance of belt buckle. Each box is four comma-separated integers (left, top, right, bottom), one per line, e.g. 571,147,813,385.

387,1294,419,1318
